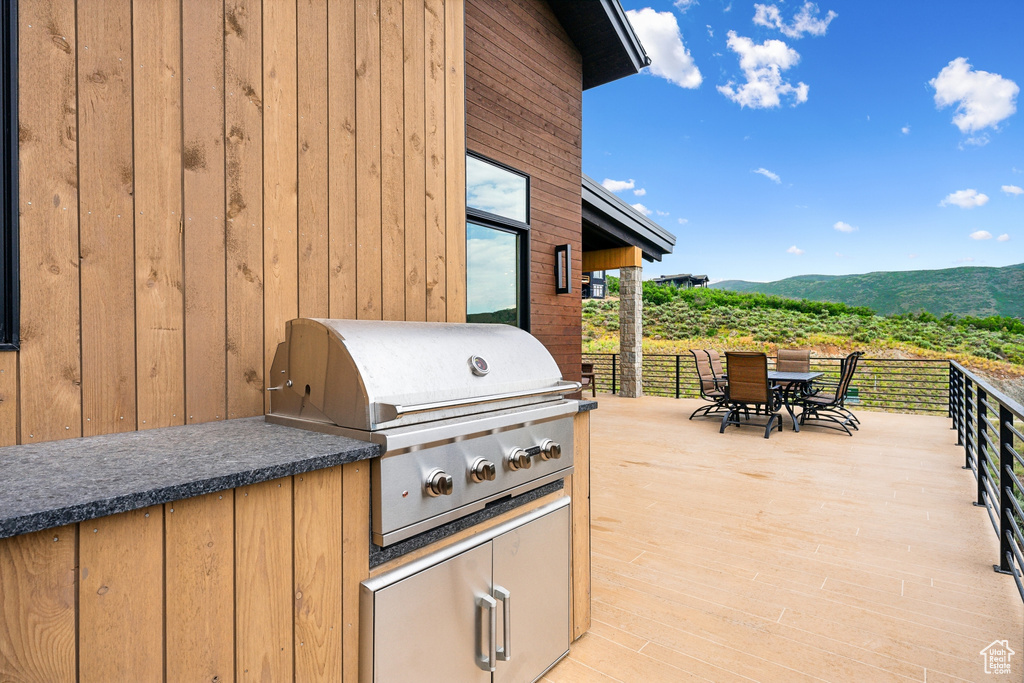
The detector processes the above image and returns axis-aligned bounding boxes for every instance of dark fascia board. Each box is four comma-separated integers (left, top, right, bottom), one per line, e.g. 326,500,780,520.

547,0,650,90
582,209,663,262
582,174,676,260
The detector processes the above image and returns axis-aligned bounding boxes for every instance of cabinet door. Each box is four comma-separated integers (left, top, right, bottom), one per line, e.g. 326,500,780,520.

492,505,571,683
372,542,493,683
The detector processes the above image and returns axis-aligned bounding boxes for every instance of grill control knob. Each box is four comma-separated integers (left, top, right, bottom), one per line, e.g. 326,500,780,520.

470,458,497,482
425,469,454,497
539,439,562,461
506,448,532,471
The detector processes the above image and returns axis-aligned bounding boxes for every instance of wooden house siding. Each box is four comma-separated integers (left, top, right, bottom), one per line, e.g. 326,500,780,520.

7,0,466,447
464,0,583,385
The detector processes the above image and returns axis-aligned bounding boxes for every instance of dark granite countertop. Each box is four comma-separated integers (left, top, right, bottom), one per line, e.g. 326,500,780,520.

0,417,379,539
577,399,598,412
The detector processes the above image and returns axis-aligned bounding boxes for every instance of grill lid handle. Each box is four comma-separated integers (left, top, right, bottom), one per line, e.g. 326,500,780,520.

375,380,583,423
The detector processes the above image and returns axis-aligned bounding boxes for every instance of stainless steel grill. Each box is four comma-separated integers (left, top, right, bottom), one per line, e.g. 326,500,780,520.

266,318,580,545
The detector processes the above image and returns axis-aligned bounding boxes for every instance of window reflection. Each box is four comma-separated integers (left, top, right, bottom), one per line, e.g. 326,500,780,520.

466,156,527,223
466,222,519,326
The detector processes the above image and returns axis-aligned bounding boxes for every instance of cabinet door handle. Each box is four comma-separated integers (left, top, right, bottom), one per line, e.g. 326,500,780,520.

477,594,497,672
493,586,511,661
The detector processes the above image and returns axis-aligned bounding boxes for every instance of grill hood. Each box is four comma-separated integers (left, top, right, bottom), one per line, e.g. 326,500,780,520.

268,319,580,432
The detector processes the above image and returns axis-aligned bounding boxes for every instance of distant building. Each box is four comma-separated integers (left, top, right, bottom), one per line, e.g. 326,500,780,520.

652,274,709,288
582,271,607,299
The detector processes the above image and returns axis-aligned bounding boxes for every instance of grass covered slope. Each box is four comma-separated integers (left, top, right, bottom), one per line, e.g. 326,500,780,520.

714,263,1024,318
583,285,1024,380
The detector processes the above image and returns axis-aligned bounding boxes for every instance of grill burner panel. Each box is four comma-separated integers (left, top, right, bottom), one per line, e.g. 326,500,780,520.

372,410,573,545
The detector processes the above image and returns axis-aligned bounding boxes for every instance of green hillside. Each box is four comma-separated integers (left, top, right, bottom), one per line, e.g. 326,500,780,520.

713,263,1024,318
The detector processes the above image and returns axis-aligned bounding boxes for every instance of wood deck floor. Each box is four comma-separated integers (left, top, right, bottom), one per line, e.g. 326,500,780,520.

545,395,1022,682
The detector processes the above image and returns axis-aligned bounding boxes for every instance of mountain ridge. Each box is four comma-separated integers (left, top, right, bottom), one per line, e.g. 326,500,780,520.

713,263,1024,318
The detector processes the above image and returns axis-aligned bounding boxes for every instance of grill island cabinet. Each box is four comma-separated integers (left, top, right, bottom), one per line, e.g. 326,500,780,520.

360,499,570,682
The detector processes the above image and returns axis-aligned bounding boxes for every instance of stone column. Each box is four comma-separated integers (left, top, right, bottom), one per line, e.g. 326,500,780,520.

618,265,643,398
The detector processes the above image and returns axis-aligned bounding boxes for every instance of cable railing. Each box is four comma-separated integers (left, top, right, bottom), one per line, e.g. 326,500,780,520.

581,353,950,415
949,361,1024,603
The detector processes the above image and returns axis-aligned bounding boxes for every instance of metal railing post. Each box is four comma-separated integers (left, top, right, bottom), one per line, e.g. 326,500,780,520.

952,366,963,444
997,404,1013,574
611,354,617,395
964,377,973,470
675,355,681,399
976,387,987,507
947,363,954,420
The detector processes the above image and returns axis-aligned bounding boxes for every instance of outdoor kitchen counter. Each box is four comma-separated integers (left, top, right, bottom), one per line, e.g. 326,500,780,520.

0,416,380,539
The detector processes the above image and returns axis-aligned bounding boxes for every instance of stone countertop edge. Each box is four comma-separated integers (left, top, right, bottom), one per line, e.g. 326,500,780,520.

577,399,598,412
0,416,380,540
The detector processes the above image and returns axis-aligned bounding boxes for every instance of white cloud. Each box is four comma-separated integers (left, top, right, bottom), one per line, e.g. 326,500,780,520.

1003,184,1024,196
786,245,804,255
626,9,703,89
631,203,653,216
998,233,1010,242
602,178,634,193
930,58,1019,134
674,0,698,11
969,230,993,240
752,2,837,39
752,167,781,183
901,125,911,135
960,134,990,148
833,221,857,233
633,187,647,196
706,25,714,38
940,188,989,208
677,218,689,225
656,210,670,217
909,253,919,259
717,32,808,108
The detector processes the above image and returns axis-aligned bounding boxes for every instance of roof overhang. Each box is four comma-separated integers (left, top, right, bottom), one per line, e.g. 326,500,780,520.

547,0,650,90
582,174,676,263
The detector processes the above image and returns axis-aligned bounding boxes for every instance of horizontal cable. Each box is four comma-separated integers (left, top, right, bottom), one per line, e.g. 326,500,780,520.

1010,444,1024,470
1007,420,1024,442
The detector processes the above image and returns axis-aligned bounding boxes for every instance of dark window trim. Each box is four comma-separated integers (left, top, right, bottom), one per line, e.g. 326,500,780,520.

466,215,531,333
0,0,18,350
465,150,531,332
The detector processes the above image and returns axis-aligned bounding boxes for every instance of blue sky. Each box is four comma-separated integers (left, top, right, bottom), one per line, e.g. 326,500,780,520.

583,0,1023,283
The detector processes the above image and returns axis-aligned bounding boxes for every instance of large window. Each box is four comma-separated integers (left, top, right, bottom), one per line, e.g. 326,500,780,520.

0,1,17,349
466,153,529,329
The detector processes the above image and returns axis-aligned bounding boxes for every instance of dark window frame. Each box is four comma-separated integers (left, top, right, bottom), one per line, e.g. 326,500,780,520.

466,150,531,332
0,1,18,350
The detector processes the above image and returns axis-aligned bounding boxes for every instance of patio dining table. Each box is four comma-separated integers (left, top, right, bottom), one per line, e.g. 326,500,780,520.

768,370,823,432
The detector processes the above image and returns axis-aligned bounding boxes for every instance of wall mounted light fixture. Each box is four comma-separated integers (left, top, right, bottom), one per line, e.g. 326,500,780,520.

555,244,571,294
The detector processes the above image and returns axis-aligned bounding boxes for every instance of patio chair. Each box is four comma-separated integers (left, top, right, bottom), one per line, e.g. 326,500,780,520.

688,350,728,420
775,348,812,397
581,362,596,397
796,351,865,435
720,352,783,439
776,348,811,373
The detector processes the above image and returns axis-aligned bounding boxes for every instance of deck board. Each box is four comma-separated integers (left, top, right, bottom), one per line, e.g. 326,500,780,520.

546,395,1022,682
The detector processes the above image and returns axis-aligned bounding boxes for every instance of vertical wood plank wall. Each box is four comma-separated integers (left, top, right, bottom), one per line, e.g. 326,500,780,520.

0,462,371,683
464,0,583,385
6,0,466,447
